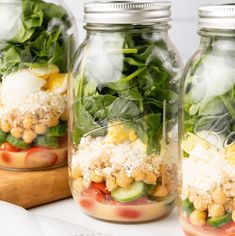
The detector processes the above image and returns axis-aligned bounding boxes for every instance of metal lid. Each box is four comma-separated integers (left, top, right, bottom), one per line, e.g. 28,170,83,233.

199,4,235,30
84,1,171,24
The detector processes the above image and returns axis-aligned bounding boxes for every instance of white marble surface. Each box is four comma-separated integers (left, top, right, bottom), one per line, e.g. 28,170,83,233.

30,198,184,236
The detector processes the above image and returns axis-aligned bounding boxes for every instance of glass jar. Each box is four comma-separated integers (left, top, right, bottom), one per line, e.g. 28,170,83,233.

0,0,76,171
69,1,181,223
179,4,235,236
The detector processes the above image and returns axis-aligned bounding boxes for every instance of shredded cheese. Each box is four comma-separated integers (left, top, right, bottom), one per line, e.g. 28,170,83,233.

0,91,66,119
183,144,235,195
72,136,164,187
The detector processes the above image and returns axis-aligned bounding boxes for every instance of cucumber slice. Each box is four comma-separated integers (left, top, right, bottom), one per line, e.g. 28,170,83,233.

47,121,67,137
0,130,7,144
36,136,58,148
182,199,195,215
6,135,30,150
111,181,145,203
207,213,232,228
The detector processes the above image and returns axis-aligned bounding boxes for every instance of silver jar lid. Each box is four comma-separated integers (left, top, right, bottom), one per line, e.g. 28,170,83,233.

84,1,171,24
199,4,235,30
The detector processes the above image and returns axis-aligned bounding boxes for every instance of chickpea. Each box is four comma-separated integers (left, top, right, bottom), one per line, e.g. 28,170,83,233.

193,197,208,211
153,185,169,198
189,189,198,203
71,166,83,179
11,127,23,139
106,177,118,192
224,199,233,212
35,123,48,135
190,210,207,226
100,153,110,166
116,171,133,188
232,211,235,222
32,115,39,125
46,116,59,128
73,177,84,193
23,130,37,144
60,110,68,121
91,160,102,169
90,171,104,183
212,188,227,205
133,169,145,181
23,118,33,129
143,173,157,185
208,203,225,218
1,120,11,133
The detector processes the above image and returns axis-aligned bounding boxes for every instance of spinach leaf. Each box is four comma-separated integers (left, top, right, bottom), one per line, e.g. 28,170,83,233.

184,55,235,136
74,31,178,155
0,0,72,77
108,98,140,120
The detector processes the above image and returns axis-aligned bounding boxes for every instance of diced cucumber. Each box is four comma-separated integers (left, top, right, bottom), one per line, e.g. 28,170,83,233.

111,181,145,203
182,199,195,215
207,213,232,228
0,130,7,144
6,135,30,150
36,136,58,148
47,121,67,137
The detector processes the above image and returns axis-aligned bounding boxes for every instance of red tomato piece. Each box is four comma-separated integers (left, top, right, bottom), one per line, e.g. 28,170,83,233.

0,143,21,152
1,152,11,163
79,198,94,210
218,222,235,236
91,182,110,194
25,147,58,168
117,208,141,219
95,190,105,203
184,231,196,236
58,136,67,148
83,186,105,203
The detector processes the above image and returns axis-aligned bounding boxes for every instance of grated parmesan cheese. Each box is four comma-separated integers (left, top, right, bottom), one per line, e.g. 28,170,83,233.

72,136,164,187
183,144,235,195
0,91,66,119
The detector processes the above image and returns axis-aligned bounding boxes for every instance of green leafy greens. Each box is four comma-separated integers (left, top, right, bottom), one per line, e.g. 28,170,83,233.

0,0,72,77
183,45,235,139
73,31,179,155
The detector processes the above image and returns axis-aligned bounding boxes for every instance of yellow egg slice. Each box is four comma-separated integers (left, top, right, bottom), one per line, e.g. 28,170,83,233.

224,144,235,166
182,133,211,155
46,73,67,93
108,122,137,144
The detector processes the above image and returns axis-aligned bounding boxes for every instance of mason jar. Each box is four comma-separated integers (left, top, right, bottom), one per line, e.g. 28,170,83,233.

69,1,181,223
0,0,77,171
179,4,235,236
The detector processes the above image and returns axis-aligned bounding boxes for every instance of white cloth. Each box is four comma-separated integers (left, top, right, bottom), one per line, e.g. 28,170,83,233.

0,201,108,236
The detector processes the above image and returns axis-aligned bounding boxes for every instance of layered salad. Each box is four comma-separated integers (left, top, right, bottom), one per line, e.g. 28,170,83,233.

180,50,235,235
0,0,73,170
70,30,180,222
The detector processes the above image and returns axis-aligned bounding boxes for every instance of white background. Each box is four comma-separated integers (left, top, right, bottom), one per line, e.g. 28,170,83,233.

65,0,226,61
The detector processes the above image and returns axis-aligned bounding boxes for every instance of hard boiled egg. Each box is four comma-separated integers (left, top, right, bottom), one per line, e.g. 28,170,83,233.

1,70,46,107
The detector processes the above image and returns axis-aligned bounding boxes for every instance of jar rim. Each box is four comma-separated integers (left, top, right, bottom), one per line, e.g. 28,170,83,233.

199,3,235,30
84,0,171,25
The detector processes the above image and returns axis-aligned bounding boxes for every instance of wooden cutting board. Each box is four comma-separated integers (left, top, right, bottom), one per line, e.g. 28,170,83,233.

0,166,71,209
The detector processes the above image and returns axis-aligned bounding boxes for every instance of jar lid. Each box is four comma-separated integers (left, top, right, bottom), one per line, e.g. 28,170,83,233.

84,1,171,24
199,4,235,30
